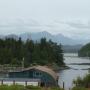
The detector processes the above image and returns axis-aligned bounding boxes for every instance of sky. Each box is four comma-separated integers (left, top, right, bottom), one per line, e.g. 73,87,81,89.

0,0,90,39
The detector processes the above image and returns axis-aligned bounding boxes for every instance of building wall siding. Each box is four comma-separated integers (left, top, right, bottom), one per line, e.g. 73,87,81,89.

9,69,57,86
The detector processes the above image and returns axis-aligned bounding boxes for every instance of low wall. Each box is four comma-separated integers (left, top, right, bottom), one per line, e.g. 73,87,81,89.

0,79,40,86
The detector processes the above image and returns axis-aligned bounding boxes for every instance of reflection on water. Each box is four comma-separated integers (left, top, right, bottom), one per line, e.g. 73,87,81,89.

59,53,90,89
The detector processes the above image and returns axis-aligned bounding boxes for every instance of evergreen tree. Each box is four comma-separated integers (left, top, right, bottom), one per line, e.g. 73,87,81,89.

0,37,64,67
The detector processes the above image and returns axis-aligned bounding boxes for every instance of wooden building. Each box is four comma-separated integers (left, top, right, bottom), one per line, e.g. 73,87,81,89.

8,66,58,87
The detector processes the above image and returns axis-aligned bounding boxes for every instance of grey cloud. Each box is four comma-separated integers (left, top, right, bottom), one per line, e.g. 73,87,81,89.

44,24,58,28
0,19,58,29
0,19,41,28
66,22,90,29
54,20,90,29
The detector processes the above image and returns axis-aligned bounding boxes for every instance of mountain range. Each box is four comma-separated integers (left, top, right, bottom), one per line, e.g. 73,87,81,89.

0,31,88,45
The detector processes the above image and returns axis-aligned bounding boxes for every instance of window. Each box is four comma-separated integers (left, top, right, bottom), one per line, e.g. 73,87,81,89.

34,72,42,77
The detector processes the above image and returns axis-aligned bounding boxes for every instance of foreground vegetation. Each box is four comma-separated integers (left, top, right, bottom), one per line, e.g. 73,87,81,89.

72,73,90,90
0,85,63,90
73,73,90,88
0,38,64,67
1,85,90,90
72,87,89,90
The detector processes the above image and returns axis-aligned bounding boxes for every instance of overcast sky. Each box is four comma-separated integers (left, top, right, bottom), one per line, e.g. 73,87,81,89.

0,0,90,38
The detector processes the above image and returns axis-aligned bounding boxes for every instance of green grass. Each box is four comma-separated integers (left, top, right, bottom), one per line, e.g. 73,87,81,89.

26,85,41,90
0,85,24,90
0,85,63,90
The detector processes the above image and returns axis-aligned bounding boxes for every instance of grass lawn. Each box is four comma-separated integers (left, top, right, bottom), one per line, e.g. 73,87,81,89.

0,85,63,90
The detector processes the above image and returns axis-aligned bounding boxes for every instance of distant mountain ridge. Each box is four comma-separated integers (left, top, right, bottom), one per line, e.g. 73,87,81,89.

0,31,86,45
19,31,81,45
62,45,82,53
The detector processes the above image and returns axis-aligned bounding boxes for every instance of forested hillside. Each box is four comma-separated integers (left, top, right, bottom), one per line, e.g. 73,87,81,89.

78,43,90,57
0,38,64,67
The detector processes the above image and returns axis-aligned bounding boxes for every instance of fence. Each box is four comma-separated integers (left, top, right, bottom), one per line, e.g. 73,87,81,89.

0,79,40,86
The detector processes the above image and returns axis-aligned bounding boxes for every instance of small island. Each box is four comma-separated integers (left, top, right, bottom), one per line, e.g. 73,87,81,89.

78,43,90,58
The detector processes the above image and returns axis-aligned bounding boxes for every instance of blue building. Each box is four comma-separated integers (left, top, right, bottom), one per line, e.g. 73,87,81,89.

9,66,58,87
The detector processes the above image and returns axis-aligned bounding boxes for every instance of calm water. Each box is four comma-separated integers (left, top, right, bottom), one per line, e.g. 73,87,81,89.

58,53,90,90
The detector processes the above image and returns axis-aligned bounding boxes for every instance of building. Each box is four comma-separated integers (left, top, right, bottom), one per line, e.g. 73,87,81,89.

8,66,58,87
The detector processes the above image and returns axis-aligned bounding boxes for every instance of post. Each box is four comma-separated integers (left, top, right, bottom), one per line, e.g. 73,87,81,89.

13,80,15,85
63,82,65,90
38,81,40,86
1,80,3,85
25,81,27,86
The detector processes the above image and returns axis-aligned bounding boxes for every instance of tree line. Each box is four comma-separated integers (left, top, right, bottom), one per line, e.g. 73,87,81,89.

78,43,90,57
0,38,64,67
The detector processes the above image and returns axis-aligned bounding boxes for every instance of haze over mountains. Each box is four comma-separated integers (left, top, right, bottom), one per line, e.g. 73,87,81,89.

0,31,89,45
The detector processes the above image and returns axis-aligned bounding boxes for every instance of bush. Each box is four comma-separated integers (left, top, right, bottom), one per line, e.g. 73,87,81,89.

72,87,88,90
25,85,41,90
73,74,90,88
73,77,84,87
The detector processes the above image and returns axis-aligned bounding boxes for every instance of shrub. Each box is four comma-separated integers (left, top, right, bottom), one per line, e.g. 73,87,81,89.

73,74,90,88
25,85,41,90
72,87,88,90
